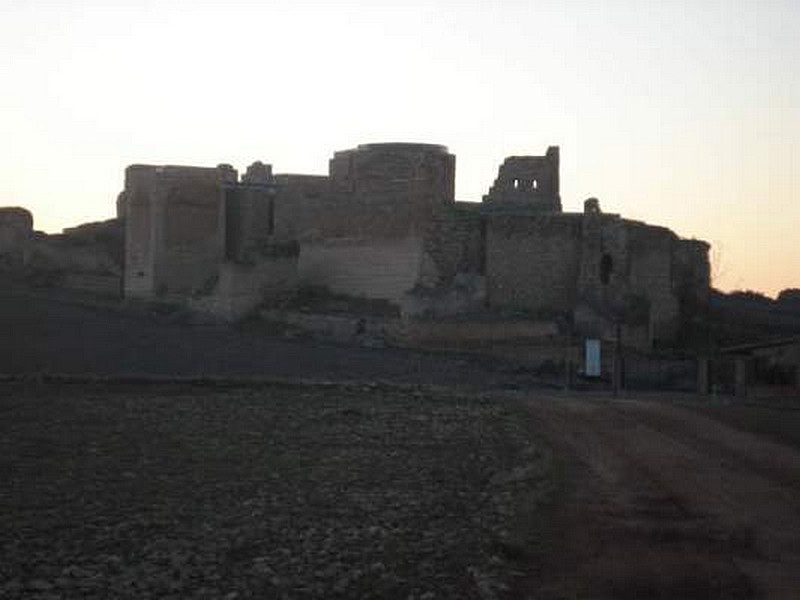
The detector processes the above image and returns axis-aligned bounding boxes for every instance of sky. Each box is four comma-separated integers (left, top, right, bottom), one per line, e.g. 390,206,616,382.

1,0,798,296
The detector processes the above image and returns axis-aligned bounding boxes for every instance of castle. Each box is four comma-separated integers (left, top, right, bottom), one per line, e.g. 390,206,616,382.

116,142,710,348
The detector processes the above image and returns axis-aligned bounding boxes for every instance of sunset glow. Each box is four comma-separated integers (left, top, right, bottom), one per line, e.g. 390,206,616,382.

2,0,798,295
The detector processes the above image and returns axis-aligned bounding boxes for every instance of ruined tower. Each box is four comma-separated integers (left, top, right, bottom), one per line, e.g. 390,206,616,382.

482,146,561,211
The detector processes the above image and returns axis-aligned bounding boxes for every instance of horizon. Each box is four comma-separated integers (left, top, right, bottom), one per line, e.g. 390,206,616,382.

2,0,798,297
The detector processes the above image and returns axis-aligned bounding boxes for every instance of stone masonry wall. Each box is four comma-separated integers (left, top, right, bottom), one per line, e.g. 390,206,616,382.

27,219,123,294
113,144,710,341
286,143,457,241
124,165,226,299
191,254,298,320
298,236,424,303
0,207,33,270
330,143,455,205
418,204,483,288
225,185,276,263
274,144,457,302
626,223,680,341
272,175,331,242
673,238,711,304
486,214,582,314
123,165,157,297
573,206,709,347
483,147,561,211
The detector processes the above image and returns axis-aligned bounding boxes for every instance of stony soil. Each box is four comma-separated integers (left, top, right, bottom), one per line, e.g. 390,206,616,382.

5,290,800,598
0,382,554,600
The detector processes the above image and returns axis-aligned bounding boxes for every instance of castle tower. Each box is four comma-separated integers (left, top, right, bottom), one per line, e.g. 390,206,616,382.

483,146,561,212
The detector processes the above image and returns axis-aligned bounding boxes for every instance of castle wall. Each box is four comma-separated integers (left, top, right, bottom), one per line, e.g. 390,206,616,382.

155,167,226,296
330,143,455,205
275,182,404,242
673,238,711,304
123,166,157,297
272,175,331,241
114,143,710,340
417,205,483,288
298,236,424,302
571,204,710,347
486,215,582,314
225,186,276,263
191,253,297,320
0,207,33,270
124,165,226,299
276,144,456,244
274,144,457,303
626,223,680,341
29,224,122,277
483,147,561,211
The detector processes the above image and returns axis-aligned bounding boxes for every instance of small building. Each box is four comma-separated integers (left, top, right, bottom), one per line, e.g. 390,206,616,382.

719,337,800,397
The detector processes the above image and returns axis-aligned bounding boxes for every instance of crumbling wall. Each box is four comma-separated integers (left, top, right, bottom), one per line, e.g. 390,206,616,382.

418,204,483,288
483,147,561,211
627,223,680,342
0,207,33,270
330,143,455,205
275,144,455,243
112,143,710,344
486,214,582,314
298,236,424,302
157,166,227,296
124,165,157,297
121,161,297,317
572,197,709,348
272,174,331,241
573,200,680,346
26,219,123,294
226,162,277,263
124,164,227,299
574,207,641,335
576,205,628,301
192,244,298,320
276,144,458,303
672,237,711,341
673,238,711,303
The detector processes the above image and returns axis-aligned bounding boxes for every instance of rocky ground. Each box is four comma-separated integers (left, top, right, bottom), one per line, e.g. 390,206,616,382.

0,382,555,600
4,290,800,598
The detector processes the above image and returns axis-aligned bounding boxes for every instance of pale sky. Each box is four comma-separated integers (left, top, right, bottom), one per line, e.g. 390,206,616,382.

2,0,798,296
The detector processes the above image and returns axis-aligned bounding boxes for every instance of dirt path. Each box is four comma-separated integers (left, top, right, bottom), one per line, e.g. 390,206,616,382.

521,393,800,599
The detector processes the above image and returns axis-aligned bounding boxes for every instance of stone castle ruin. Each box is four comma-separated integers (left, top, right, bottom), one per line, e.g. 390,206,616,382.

113,142,709,348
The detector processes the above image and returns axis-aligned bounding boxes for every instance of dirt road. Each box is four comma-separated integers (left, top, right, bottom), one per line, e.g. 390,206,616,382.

520,393,800,599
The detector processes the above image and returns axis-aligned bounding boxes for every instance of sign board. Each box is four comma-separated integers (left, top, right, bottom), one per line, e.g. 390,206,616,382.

585,339,601,378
